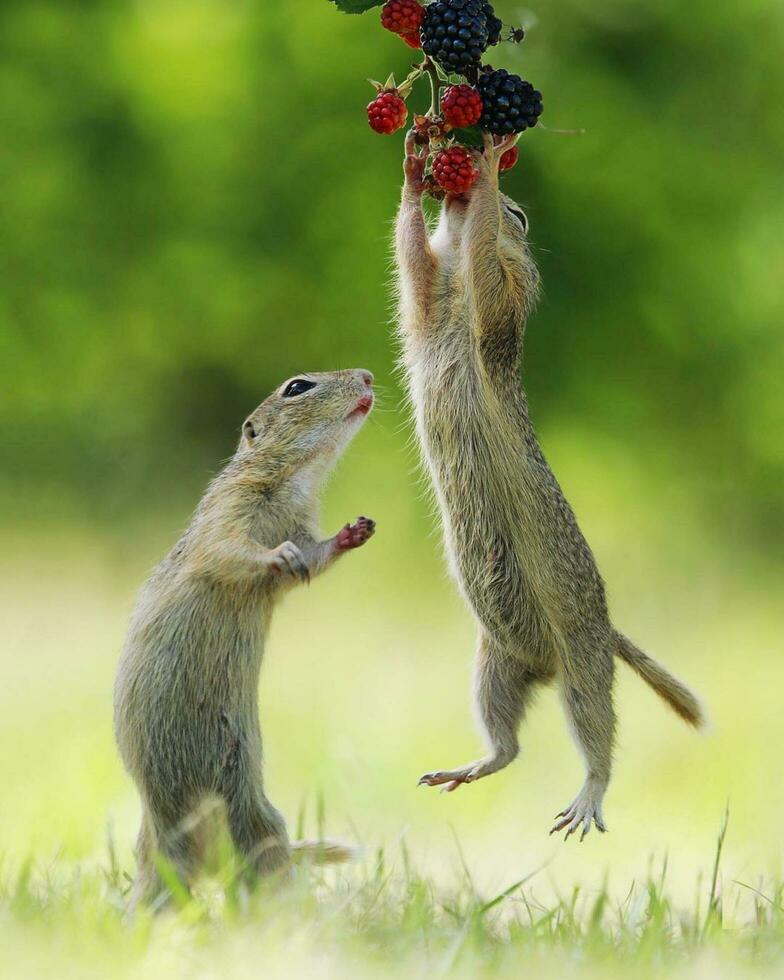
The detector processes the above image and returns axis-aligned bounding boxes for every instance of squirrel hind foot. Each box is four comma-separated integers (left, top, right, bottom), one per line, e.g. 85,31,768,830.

550,783,608,842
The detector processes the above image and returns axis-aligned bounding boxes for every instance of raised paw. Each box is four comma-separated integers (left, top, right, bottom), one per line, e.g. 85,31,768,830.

549,783,607,842
335,516,376,551
479,132,520,175
269,541,310,584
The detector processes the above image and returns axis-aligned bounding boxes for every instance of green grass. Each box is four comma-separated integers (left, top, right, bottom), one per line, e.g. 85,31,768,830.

3,812,784,980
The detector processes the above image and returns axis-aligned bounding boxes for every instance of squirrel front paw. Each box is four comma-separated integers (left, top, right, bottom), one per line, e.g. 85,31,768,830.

403,132,428,196
335,517,376,551
269,541,310,583
479,132,519,177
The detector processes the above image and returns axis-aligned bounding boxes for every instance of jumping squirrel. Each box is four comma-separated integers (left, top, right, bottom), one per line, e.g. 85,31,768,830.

395,133,703,840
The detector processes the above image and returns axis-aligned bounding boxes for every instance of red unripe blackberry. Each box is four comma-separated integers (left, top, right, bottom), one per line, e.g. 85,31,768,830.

432,145,479,194
499,145,519,171
441,84,483,129
381,0,424,37
400,30,422,48
367,91,408,135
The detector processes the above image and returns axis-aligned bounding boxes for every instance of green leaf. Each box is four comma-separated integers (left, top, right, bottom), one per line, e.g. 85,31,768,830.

452,125,484,148
328,0,386,13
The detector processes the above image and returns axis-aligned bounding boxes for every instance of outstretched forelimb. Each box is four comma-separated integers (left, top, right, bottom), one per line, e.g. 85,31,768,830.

396,133,438,326
461,134,538,365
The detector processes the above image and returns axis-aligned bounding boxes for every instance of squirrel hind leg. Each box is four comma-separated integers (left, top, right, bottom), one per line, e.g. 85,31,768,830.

554,633,616,841
126,805,206,914
225,786,291,879
125,814,162,916
418,635,542,792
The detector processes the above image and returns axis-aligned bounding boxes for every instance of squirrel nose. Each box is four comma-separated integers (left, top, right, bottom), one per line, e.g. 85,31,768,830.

361,371,374,387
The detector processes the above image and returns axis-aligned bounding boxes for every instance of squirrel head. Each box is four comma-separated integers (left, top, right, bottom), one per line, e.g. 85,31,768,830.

238,369,374,477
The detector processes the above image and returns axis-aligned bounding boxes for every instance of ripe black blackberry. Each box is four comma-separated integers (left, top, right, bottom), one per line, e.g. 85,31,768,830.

477,68,543,134
482,2,503,46
421,0,489,74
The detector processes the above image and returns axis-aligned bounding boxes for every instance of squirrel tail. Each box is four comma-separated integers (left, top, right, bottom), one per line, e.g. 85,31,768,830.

291,839,359,865
613,631,705,728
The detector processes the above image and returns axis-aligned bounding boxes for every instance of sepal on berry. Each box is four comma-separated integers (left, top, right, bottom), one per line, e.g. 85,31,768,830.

413,112,451,144
368,72,416,100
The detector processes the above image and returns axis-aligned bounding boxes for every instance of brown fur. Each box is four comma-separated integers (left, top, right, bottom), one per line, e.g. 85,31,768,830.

395,134,703,839
114,369,375,908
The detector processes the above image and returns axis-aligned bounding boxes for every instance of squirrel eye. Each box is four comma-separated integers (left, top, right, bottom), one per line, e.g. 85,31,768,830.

282,379,316,398
507,207,528,233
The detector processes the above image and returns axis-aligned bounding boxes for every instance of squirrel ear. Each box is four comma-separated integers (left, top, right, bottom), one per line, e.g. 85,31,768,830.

242,419,258,444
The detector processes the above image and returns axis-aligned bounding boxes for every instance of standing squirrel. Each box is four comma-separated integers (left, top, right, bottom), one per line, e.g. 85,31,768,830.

114,369,376,908
395,133,703,839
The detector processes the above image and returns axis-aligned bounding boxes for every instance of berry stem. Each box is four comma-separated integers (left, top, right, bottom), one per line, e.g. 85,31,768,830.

398,64,425,99
423,58,442,117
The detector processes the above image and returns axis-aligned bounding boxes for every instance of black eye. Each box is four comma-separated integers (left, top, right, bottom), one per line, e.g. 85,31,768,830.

282,378,316,398
507,208,528,233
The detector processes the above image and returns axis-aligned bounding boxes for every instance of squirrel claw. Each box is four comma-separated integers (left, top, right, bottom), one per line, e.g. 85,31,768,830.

270,541,310,584
478,132,520,177
550,786,607,840
418,767,473,790
495,133,520,154
419,752,510,789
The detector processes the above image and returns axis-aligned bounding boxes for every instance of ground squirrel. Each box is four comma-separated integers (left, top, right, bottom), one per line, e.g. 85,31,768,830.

114,369,376,908
395,133,703,839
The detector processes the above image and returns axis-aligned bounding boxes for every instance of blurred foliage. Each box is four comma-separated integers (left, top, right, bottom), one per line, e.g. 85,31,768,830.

0,0,782,550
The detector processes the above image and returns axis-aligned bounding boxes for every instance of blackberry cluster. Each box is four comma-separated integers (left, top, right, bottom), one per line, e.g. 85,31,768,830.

482,2,503,46
477,68,543,135
421,0,489,74
345,0,546,172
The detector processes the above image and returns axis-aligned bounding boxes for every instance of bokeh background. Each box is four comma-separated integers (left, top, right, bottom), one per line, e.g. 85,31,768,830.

1,0,783,913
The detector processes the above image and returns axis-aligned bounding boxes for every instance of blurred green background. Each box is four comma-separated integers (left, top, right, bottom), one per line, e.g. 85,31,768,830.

1,0,783,921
